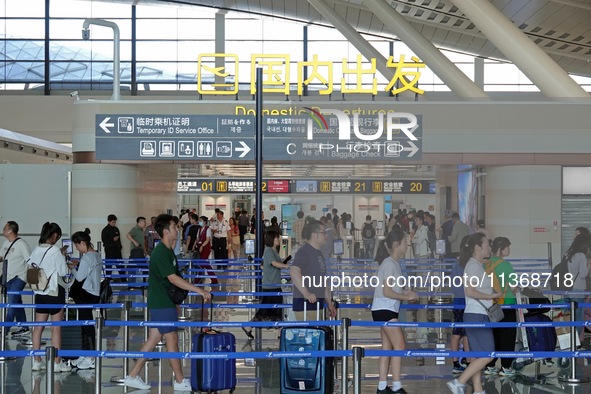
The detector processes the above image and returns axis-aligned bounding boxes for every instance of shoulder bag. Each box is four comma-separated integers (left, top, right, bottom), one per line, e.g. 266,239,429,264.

476,298,504,323
167,254,188,304
26,246,53,292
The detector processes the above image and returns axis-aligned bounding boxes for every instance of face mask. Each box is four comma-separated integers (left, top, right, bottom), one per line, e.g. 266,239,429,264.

198,221,204,226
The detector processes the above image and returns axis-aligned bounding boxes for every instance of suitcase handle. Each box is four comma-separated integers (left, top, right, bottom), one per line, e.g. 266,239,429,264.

303,299,321,321
200,295,215,333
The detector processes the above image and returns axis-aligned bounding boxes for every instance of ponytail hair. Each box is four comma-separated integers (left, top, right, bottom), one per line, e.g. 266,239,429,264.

72,228,93,248
39,222,62,244
375,228,406,264
458,232,486,267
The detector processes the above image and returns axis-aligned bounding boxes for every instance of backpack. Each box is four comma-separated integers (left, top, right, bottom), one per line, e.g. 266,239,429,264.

550,257,577,291
485,259,506,304
99,278,113,318
362,223,375,239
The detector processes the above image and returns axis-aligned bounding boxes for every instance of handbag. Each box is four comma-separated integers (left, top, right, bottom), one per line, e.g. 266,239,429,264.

26,247,53,292
477,299,505,323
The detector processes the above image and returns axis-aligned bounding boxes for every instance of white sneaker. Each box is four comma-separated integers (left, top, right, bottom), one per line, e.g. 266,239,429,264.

76,356,95,370
124,375,151,390
32,360,46,371
69,357,83,367
499,367,515,376
447,378,466,394
484,366,499,375
54,361,72,372
173,378,192,391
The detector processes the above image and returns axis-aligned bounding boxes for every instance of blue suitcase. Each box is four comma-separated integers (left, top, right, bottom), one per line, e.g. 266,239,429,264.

280,326,333,393
280,303,333,394
191,300,237,393
525,314,557,351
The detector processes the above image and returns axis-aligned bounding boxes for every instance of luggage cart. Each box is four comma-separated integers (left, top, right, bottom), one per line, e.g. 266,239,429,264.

512,292,556,380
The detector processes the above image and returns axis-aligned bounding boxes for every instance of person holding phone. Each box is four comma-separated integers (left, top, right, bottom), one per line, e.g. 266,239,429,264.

242,230,290,339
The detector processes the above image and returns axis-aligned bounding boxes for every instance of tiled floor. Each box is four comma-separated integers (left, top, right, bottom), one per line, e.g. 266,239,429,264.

2,296,591,394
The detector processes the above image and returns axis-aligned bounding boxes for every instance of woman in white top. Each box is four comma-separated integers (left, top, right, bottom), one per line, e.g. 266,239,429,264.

29,222,71,372
447,232,501,394
411,213,429,258
371,229,418,394
68,228,103,370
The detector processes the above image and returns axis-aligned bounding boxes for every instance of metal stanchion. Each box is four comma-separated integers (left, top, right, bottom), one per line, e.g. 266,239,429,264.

46,346,56,394
0,285,15,362
558,300,589,384
95,311,104,394
352,346,364,394
341,318,350,394
244,255,256,302
110,301,131,383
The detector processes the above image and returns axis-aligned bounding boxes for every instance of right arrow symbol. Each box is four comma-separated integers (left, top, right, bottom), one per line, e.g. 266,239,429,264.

405,141,419,158
99,117,114,133
235,141,251,158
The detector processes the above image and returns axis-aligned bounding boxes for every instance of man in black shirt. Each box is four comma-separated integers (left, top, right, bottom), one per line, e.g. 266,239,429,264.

101,214,124,281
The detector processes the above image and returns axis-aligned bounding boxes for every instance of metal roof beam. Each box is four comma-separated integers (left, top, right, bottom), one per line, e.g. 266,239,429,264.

449,0,590,99
362,0,489,100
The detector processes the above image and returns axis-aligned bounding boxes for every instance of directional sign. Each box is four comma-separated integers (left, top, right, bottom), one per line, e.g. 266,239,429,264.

95,115,255,161
96,112,422,161
263,113,423,161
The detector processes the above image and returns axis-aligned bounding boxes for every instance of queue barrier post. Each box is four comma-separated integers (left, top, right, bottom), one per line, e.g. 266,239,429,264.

341,318,351,394
352,346,364,394
95,311,104,394
0,285,15,362
46,346,56,394
558,300,589,384
110,301,132,384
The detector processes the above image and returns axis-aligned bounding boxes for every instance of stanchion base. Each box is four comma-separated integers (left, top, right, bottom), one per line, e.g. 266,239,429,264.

0,356,16,363
559,377,590,384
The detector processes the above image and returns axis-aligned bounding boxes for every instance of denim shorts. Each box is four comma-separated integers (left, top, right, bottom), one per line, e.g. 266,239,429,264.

149,308,178,334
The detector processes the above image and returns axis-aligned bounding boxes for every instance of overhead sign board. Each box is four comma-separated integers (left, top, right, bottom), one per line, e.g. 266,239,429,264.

96,111,422,161
177,179,434,194
263,111,422,161
95,115,255,161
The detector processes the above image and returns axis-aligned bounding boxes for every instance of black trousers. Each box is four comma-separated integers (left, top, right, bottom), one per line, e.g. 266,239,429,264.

238,225,247,245
212,237,228,261
488,308,517,369
73,289,100,350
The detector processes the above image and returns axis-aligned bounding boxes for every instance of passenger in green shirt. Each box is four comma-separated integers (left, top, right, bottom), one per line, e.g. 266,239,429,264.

126,216,146,252
124,214,211,391
484,236,519,376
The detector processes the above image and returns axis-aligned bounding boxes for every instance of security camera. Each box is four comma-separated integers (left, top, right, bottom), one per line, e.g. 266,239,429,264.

82,28,90,40
69,91,79,97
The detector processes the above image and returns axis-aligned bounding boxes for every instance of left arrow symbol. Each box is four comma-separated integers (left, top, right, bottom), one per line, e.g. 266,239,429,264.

235,141,251,158
100,117,114,133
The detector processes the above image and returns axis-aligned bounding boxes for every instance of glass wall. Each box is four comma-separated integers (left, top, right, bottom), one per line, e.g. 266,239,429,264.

1,0,589,93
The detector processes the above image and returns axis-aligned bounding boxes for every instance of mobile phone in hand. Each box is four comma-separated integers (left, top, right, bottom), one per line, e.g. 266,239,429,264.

283,255,292,264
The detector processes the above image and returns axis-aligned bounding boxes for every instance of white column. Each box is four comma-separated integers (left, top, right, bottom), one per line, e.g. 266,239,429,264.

362,0,489,100
449,0,590,99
